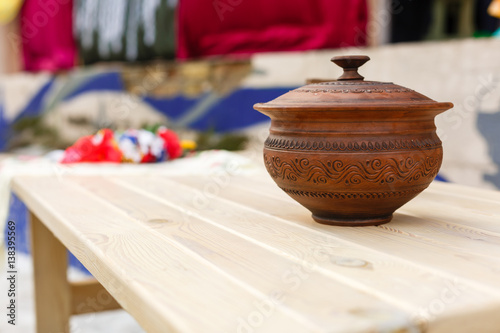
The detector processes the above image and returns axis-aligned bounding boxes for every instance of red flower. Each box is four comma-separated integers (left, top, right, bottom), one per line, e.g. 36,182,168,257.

140,151,157,163
158,128,183,160
61,129,122,163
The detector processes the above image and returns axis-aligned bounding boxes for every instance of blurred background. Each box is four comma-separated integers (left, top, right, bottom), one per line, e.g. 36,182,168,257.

0,0,500,189
1,1,500,332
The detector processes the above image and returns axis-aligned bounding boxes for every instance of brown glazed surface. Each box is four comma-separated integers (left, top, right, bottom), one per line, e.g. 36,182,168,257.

254,55,453,226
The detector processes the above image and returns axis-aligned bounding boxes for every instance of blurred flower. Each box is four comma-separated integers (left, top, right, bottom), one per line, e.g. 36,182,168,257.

61,127,185,164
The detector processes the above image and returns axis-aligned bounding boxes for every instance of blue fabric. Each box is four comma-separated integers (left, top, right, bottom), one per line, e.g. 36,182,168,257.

434,174,448,182
0,100,8,151
145,87,294,132
2,74,291,152
1,73,123,152
143,94,200,121
5,193,29,254
13,79,55,122
1,79,55,151
189,88,286,132
63,72,124,101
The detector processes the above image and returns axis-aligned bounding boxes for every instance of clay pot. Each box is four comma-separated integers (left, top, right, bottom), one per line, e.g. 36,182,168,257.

254,55,453,226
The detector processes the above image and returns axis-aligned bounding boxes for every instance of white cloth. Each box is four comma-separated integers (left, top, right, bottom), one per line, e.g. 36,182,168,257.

0,150,263,255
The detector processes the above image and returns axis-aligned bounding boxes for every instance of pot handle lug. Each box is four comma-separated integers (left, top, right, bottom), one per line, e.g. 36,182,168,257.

331,55,370,81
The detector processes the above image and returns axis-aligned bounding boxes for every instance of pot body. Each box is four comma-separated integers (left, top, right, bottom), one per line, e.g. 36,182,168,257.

262,108,443,226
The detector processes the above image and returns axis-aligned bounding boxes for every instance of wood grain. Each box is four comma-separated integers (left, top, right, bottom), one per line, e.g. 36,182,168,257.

13,174,500,333
14,177,328,332
70,176,420,331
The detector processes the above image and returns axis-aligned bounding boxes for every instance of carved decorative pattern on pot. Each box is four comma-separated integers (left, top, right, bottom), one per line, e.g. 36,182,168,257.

265,137,441,151
281,188,423,199
297,88,414,93
264,156,441,185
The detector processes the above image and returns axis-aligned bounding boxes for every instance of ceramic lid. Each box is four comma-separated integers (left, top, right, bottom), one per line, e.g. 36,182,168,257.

254,55,453,111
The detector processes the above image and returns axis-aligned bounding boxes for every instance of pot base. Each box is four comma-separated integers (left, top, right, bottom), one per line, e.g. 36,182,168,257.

312,214,393,227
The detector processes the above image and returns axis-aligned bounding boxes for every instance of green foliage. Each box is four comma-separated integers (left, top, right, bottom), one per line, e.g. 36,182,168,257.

142,123,163,133
8,116,64,151
195,129,248,151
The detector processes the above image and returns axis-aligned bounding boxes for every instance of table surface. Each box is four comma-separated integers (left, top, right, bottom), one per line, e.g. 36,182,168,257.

12,173,500,333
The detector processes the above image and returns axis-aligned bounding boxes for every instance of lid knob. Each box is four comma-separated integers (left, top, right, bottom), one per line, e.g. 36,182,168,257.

331,55,370,81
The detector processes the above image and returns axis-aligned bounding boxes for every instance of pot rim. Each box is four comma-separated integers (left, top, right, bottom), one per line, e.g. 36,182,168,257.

254,102,454,112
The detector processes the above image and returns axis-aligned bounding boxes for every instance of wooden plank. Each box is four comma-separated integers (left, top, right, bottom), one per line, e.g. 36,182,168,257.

398,202,500,236
215,173,500,239
379,210,500,259
16,174,500,333
70,279,122,315
69,176,422,332
229,174,500,210
114,175,500,332
229,175,500,235
418,190,500,218
399,192,500,235
173,174,500,253
190,175,500,288
428,181,500,202
233,175,500,232
30,211,71,333
13,176,327,333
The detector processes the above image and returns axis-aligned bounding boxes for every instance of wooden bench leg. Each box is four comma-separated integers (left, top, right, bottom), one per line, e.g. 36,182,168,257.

70,280,122,315
30,211,71,333
30,211,122,332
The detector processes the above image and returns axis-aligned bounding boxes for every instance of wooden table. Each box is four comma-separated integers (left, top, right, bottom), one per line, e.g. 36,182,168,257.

12,174,500,333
